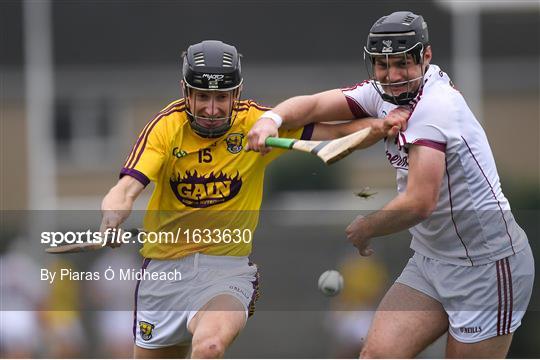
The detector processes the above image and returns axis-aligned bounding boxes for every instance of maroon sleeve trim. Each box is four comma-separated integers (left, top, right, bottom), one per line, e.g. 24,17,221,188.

412,139,447,152
344,95,369,118
120,168,150,187
300,123,315,140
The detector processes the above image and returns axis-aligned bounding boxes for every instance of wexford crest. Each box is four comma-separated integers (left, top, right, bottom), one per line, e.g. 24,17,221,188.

225,133,244,154
139,321,155,341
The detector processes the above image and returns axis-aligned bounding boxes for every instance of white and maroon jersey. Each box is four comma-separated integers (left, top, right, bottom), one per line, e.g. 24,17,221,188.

342,64,528,266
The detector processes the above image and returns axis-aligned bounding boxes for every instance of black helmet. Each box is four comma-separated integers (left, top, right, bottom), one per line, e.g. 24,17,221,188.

364,11,430,105
182,40,243,138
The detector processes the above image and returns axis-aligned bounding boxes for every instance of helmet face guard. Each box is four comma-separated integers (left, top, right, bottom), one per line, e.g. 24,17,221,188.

364,42,426,106
363,11,429,106
182,40,243,138
182,82,242,139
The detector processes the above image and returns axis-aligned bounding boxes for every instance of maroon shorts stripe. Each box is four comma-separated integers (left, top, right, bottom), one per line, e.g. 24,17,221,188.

496,259,502,336
505,258,514,335
501,258,509,335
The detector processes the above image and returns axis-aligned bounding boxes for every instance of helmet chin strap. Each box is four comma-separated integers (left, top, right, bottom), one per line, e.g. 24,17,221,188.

381,92,418,105
379,74,424,105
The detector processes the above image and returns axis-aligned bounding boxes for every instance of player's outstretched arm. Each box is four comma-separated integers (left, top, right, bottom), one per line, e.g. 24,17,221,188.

247,89,354,154
100,175,145,245
276,89,357,128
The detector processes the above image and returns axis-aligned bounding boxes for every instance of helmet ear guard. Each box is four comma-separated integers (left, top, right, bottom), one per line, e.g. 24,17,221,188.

181,40,243,138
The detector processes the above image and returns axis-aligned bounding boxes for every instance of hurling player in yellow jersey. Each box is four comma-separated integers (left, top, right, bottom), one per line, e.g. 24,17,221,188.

100,40,406,358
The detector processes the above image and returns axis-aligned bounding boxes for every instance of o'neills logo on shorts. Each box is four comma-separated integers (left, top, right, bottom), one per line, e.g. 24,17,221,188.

460,326,482,334
169,170,242,208
229,285,250,300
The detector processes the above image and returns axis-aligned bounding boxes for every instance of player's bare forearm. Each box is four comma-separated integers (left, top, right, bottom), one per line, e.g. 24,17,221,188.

100,175,145,231
275,89,356,129
346,191,433,256
356,192,433,238
102,176,144,211
248,89,360,153
346,145,445,255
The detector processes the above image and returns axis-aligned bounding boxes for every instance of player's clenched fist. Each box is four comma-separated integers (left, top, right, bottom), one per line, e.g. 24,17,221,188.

345,215,375,257
246,117,279,155
383,106,410,137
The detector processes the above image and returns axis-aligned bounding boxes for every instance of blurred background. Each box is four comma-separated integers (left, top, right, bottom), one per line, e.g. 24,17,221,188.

1,0,538,358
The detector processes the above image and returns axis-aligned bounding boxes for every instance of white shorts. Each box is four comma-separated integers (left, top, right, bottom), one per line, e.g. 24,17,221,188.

133,253,259,349
396,244,534,343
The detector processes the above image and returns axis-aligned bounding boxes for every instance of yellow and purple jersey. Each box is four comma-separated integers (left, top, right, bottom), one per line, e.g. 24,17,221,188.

120,99,313,259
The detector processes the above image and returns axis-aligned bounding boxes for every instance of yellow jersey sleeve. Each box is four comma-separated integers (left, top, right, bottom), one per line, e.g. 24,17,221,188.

120,100,186,186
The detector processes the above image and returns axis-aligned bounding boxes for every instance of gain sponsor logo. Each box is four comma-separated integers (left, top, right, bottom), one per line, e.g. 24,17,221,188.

170,170,242,208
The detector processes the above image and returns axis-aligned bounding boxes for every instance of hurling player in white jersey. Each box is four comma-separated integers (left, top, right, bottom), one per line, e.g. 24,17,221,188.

247,11,534,358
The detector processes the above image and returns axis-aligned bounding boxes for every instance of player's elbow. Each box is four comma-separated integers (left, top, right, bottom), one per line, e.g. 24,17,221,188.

412,198,438,220
404,185,439,221
414,206,434,221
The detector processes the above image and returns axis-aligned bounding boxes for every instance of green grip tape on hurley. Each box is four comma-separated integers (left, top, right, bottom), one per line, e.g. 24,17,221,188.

265,137,296,149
